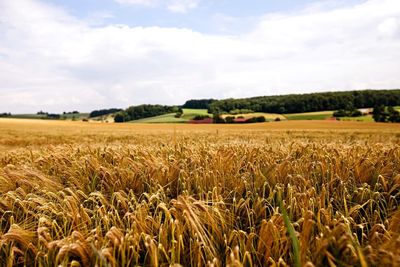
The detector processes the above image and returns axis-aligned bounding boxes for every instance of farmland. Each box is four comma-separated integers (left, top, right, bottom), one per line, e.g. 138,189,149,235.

338,115,375,122
4,113,90,121
284,111,334,121
0,119,400,266
130,109,210,123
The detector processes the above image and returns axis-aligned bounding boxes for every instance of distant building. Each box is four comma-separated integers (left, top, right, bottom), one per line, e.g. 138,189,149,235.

359,108,373,115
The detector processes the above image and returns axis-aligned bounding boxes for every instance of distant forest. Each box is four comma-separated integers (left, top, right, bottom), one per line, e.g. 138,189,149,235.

111,89,400,122
114,105,179,122
89,108,122,118
206,89,400,114
182,99,216,109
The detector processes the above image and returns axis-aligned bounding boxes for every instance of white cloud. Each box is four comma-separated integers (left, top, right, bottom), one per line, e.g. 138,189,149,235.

114,0,200,13
114,0,157,6
0,0,400,113
378,17,400,37
166,0,200,13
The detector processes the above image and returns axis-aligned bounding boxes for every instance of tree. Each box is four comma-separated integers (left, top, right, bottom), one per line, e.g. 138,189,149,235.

257,116,266,122
46,114,60,119
89,108,123,118
372,105,388,122
229,109,253,115
193,115,210,120
114,112,126,123
388,106,400,122
182,99,215,109
207,89,400,114
225,116,235,123
213,113,225,123
333,108,362,117
350,110,362,117
333,109,347,117
372,105,400,123
124,105,178,121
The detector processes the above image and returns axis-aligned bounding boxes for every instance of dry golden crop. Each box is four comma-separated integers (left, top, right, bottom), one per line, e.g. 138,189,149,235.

0,119,400,266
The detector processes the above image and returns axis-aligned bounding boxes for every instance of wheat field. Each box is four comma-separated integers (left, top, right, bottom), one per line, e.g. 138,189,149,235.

0,119,400,266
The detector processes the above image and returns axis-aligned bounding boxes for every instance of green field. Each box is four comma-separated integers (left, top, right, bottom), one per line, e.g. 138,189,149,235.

284,110,377,122
130,109,372,123
8,113,89,120
180,108,210,119
61,113,89,119
8,109,380,123
131,113,187,123
284,111,334,120
8,114,47,119
131,109,289,123
131,109,211,123
129,107,395,123
338,115,374,122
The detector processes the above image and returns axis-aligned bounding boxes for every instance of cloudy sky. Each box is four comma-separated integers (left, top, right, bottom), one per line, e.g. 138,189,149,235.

1,0,399,113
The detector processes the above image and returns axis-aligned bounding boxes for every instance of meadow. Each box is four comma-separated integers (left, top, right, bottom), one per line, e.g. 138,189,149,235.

130,109,210,123
0,119,400,266
284,111,334,121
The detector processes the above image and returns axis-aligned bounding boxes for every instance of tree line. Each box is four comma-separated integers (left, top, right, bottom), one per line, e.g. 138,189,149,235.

182,99,216,109
372,106,400,122
207,89,400,114
114,105,179,122
89,108,122,118
191,114,268,124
